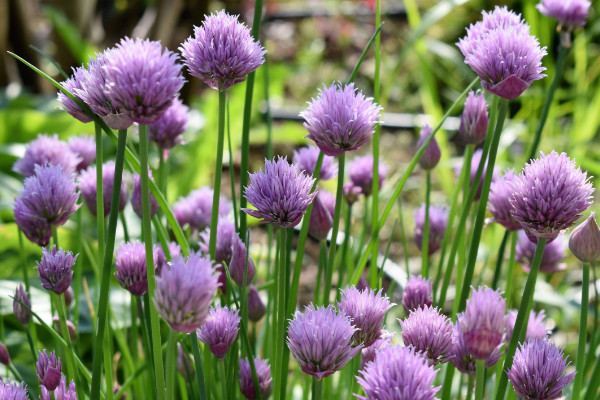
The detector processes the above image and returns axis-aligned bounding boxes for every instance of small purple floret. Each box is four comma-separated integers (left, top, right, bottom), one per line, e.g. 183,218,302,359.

114,241,157,296
13,134,81,178
36,350,62,391
239,357,273,400
460,287,505,360
458,90,488,146
399,306,455,365
37,246,77,295
149,98,189,149
197,305,240,359
78,161,129,218
402,275,433,314
537,0,591,29
489,170,522,231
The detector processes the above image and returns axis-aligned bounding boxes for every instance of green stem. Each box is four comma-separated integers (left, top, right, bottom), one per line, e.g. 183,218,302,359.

467,375,475,400
209,89,227,260
585,262,599,374
158,148,168,199
475,359,485,400
120,213,129,242
219,359,228,400
73,208,83,338
397,199,410,278
457,98,509,313
103,325,114,400
339,204,352,291
527,43,568,161
17,229,30,291
572,262,590,400
491,231,510,290
370,0,381,289
226,97,239,231
440,364,455,400
324,153,345,306
139,124,166,400
190,335,208,400
584,347,600,400
421,171,431,277
315,241,327,304
273,229,284,399
90,128,127,400
312,377,323,400
505,231,518,308
495,237,547,400
279,228,294,399
52,225,59,247
54,293,84,399
166,331,177,400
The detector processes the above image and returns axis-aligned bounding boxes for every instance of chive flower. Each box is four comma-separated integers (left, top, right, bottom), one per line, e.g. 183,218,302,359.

36,350,62,391
78,161,129,218
173,187,231,232
414,204,448,255
37,246,77,295
399,306,455,365
505,309,548,343
229,235,256,287
516,231,566,274
40,376,77,400
293,146,338,181
114,241,158,296
68,135,96,172
309,191,335,241
13,284,31,325
199,218,237,265
460,287,506,359
13,134,80,177
402,275,433,314
458,90,489,146
360,331,394,370
349,155,388,197
449,315,503,375
417,125,441,170
148,98,189,149
488,170,522,231
247,285,266,322
239,357,273,400
197,305,241,359
0,380,28,400
569,212,600,263
131,171,159,219
537,0,591,29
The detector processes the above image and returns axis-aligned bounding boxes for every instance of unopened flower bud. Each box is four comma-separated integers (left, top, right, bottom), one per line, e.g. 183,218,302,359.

64,286,74,308
308,191,334,241
416,125,441,170
53,317,77,341
37,350,62,391
247,285,266,322
0,342,11,365
569,212,600,263
13,284,31,325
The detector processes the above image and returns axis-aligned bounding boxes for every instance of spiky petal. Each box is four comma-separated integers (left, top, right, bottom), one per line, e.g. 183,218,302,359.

149,98,189,149
58,67,93,123
36,350,62,391
173,187,231,232
114,241,158,296
197,305,240,359
37,246,77,295
399,306,455,365
402,275,433,314
460,287,506,359
0,379,28,400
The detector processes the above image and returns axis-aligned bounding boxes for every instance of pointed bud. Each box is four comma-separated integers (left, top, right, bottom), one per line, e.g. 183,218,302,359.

0,341,11,365
569,212,600,263
247,285,266,322
64,286,74,308
37,350,62,391
309,191,334,241
53,317,77,341
13,284,31,325
416,125,441,170
229,235,256,287
458,90,488,146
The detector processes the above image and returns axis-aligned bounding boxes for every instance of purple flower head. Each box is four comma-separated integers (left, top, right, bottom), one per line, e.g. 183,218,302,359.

16,164,80,228
356,345,440,400
13,134,80,178
37,350,62,391
458,149,499,200
458,8,547,99
343,182,362,206
417,125,441,170
293,146,338,181
115,241,158,296
516,231,567,274
239,357,273,400
537,0,591,29
149,98,189,149
229,235,256,287
13,284,31,325
243,156,317,228
79,161,129,217
174,187,231,232
177,343,195,382
488,170,522,231
37,246,77,295
58,67,93,123
360,331,394,370
0,341,10,365
458,90,489,145
247,285,266,322
14,198,52,246
507,338,576,400
399,306,455,365
197,305,240,359
181,10,265,91
102,37,184,124
349,155,388,197
131,171,159,219
309,191,335,241
155,242,182,277
287,304,363,379
301,82,381,156
414,204,448,255
460,287,506,360
402,275,433,314
68,135,96,172
505,309,548,344
0,380,28,400
53,317,77,342
154,252,219,333
569,212,600,263
449,316,503,375
40,376,77,400
510,151,593,240
338,286,394,346
199,218,237,265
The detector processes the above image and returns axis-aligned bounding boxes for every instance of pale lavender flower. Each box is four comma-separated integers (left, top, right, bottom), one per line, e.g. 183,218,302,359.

399,306,455,365
360,331,394,370
149,98,189,149
516,231,567,273
13,284,31,325
79,161,129,218
458,90,489,145
287,304,362,379
356,345,440,400
569,212,600,263
58,67,93,123
301,82,381,157
293,146,338,181
338,286,394,346
68,135,96,172
174,187,231,232
243,156,317,228
489,170,522,231
507,338,576,400
40,376,77,400
14,198,52,246
115,241,158,296
131,172,159,219
239,357,273,400
460,287,505,359
247,285,266,322
537,0,591,29
510,151,593,240
343,182,362,206
450,316,503,375
402,275,433,314
103,37,184,124
154,252,219,333
180,10,266,91
309,191,335,241
13,134,80,177
197,305,240,359
349,155,388,197
505,309,548,343
37,350,62,391
414,204,448,255
417,125,441,170
37,246,77,295
0,380,28,400
199,218,237,265
155,242,182,276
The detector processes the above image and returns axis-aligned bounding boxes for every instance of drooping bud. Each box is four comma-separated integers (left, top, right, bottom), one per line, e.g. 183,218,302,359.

416,125,441,170
569,212,600,263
